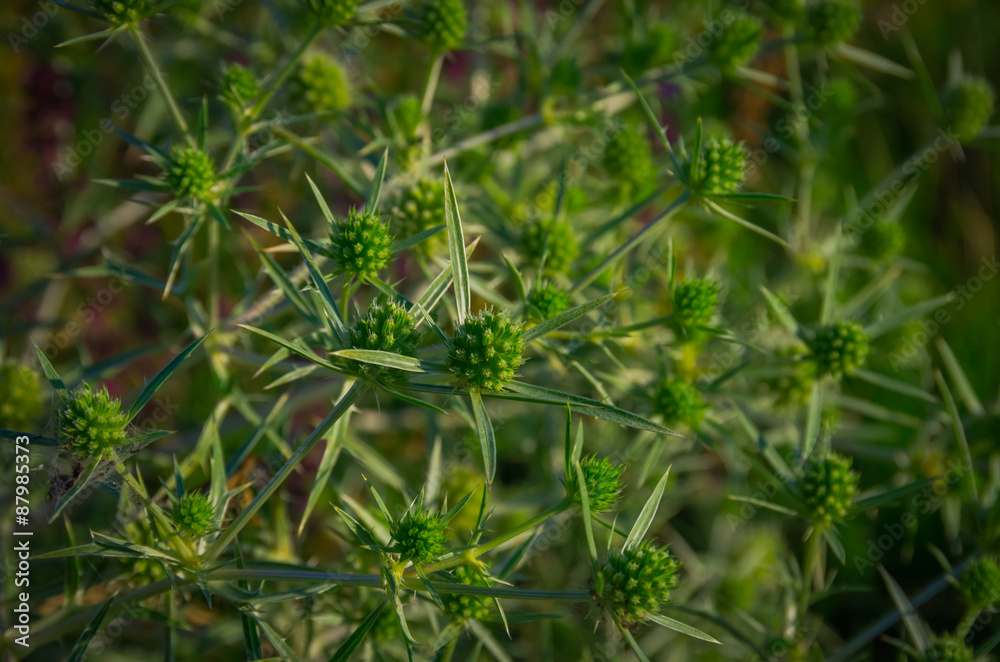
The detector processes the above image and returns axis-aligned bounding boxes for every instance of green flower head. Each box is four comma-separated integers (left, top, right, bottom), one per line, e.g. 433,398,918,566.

653,379,706,428
799,453,859,528
521,219,579,274
347,299,420,383
440,566,491,622
961,556,1000,608
708,10,763,71
0,363,45,433
93,0,153,26
391,509,449,564
923,633,975,662
304,0,358,25
598,541,681,625
220,64,260,108
529,283,570,320
172,493,214,538
942,75,996,141
672,277,720,327
447,309,526,392
391,177,444,254
59,384,128,457
567,456,626,513
292,53,352,115
421,0,467,52
809,320,868,378
807,0,862,46
690,136,748,195
167,147,216,202
328,208,395,279
602,125,653,191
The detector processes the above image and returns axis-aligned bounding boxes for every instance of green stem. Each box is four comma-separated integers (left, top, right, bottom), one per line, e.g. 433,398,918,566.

129,28,192,144
957,606,981,638
250,24,322,120
798,529,822,639
420,52,445,162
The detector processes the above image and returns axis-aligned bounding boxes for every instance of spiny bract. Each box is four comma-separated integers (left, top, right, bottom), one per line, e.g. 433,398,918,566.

172,493,214,538
708,10,763,71
58,384,128,457
292,53,352,114
529,283,570,320
799,453,859,528
391,509,449,564
672,277,720,327
806,0,862,46
391,177,444,253
167,147,216,202
691,136,748,195
304,0,358,25
567,456,626,513
0,363,44,432
420,0,467,52
598,541,681,625
447,309,525,392
922,633,975,662
602,125,653,191
960,556,1000,608
328,208,394,279
809,320,869,378
440,566,491,622
520,219,579,274
220,64,260,107
653,378,706,428
93,0,153,25
942,75,996,141
347,299,420,383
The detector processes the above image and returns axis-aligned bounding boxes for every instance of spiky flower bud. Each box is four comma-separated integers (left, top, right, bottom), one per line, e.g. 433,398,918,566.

447,309,525,392
0,363,44,432
93,0,152,25
520,219,579,274
167,147,216,202
602,125,653,191
598,541,681,625
672,277,720,327
857,220,905,263
328,209,395,279
708,11,763,71
58,385,128,457
421,0,467,52
441,566,491,622
391,510,449,564
304,0,358,25
550,57,582,96
220,64,260,108
799,453,859,528
567,456,626,513
809,321,868,378
942,76,996,141
393,94,423,141
690,136,748,195
923,634,975,662
172,493,214,538
292,53,352,115
529,283,570,320
653,379,706,428
961,556,1000,608
347,299,420,383
391,177,444,253
806,0,862,46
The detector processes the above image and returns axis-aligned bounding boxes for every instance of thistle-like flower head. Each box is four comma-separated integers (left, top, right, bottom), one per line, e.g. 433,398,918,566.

58,384,128,457
391,177,444,254
520,219,579,274
809,320,868,378
0,363,44,433
942,75,996,141
923,633,975,662
653,379,706,428
689,136,748,195
347,299,420,382
391,509,449,564
799,453,859,528
440,566,491,622
167,147,216,202
292,53,352,114
672,277,720,327
597,541,681,625
328,209,395,279
567,456,626,513
447,309,525,392
602,125,653,191
961,556,1000,608
304,0,359,25
420,0,467,52
529,283,570,320
806,0,862,46
172,493,214,538
93,0,153,26
708,10,763,71
220,64,260,108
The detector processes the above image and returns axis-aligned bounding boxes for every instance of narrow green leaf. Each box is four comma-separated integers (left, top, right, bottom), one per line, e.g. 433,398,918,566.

624,468,670,550
616,617,651,662
56,27,116,48
469,389,497,485
126,334,208,422
852,477,939,512
329,600,387,662
726,495,798,517
237,325,340,371
801,379,824,463
442,161,470,324
33,344,66,390
254,616,305,662
935,371,978,504
574,463,598,564
647,613,721,644
825,528,847,565
877,565,930,654
523,292,618,343
367,148,389,214
390,223,446,253
48,459,104,523
705,199,790,247
233,209,329,254
66,597,115,662
820,225,842,325
864,295,952,339
332,349,426,373
935,338,984,415
851,368,936,403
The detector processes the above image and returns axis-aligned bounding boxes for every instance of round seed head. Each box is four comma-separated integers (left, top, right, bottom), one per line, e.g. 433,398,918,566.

857,220,905,262
708,11,764,70
598,541,681,625
942,76,996,141
167,147,216,202
391,177,444,255
172,493,214,538
304,0,358,25
602,125,653,190
58,384,128,457
292,53,352,114
672,277,720,327
391,510,449,564
447,309,525,392
923,633,975,662
806,0,862,46
691,136,748,195
328,208,395,279
440,566,491,622
961,556,1000,608
529,283,570,320
798,453,859,528
520,219,579,274
567,456,626,513
0,363,44,432
809,320,868,378
653,379,706,428
220,64,260,107
347,299,420,383
93,0,153,25
421,0,467,52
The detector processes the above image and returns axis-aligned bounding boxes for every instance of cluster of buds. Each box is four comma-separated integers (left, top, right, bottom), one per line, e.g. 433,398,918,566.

347,299,420,383
447,309,525,391
328,209,395,279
